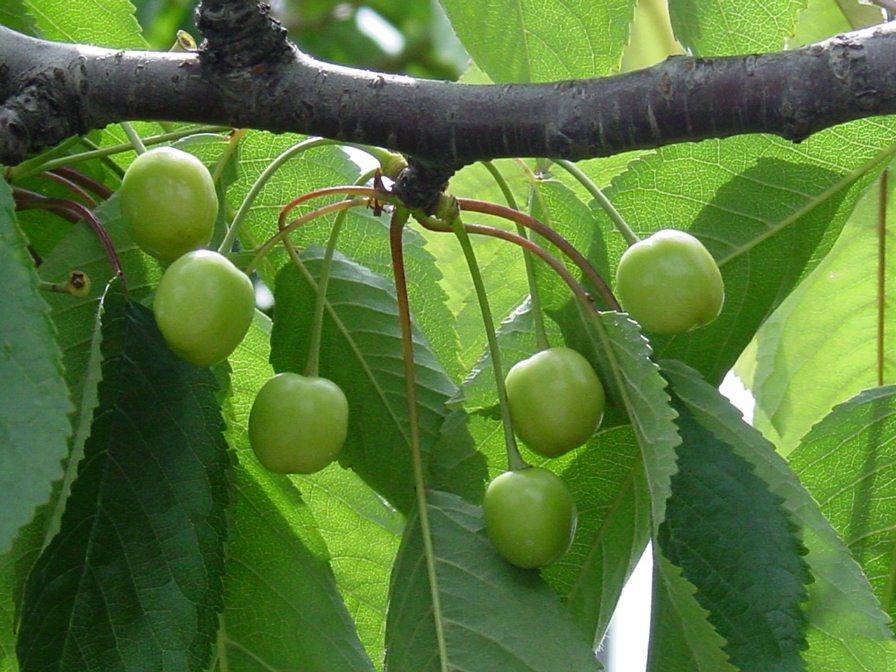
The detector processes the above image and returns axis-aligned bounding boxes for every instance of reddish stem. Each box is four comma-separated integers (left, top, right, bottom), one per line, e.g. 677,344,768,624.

418,216,604,311
246,198,370,274
456,198,618,309
50,167,114,199
13,188,125,283
278,185,386,229
39,171,98,207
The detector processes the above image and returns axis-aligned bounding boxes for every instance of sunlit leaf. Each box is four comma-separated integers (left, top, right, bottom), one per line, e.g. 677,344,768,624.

385,490,601,671
789,386,896,624
23,0,144,46
740,167,896,455
439,0,637,82
668,0,804,56
661,360,896,671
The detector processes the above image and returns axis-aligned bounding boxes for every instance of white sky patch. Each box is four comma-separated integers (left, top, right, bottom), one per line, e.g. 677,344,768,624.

356,7,405,56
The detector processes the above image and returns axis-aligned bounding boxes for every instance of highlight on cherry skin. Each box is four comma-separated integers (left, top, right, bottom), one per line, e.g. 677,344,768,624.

249,372,349,474
119,146,218,262
152,249,255,367
504,347,605,458
483,467,577,569
614,229,725,335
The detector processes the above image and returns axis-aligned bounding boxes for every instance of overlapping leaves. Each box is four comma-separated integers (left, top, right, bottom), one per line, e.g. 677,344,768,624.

223,314,403,669
789,386,896,625
0,180,71,556
385,490,601,671
662,361,896,671
741,166,896,455
270,248,481,513
17,294,229,672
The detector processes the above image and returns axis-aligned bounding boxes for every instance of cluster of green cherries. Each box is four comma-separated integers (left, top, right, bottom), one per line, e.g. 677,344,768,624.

489,230,724,569
120,147,348,476
120,145,724,571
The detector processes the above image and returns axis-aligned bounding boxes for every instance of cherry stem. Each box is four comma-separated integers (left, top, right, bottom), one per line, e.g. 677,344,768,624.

481,161,549,351
211,128,247,183
244,198,368,274
457,198,621,310
555,159,640,246
278,185,390,226
388,206,450,668
14,189,80,223
50,167,113,199
304,168,379,377
13,189,125,284
120,122,147,155
39,170,98,208
418,216,597,323
218,137,338,254
8,126,230,180
443,209,527,471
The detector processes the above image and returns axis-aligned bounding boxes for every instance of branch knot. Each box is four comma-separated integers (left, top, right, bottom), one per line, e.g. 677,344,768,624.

196,0,291,69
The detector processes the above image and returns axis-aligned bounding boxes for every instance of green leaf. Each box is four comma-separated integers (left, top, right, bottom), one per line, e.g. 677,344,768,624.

583,311,679,528
648,555,739,672
229,135,361,285
791,0,884,46
0,0,39,35
8,197,163,611
218,451,376,672
0,179,72,555
279,189,462,382
742,168,896,455
270,248,477,513
659,393,811,671
224,313,403,669
0,555,18,672
438,0,637,82
23,0,145,46
456,299,561,413
599,123,896,384
531,178,614,310
565,311,736,670
544,426,651,642
38,196,162,415
385,490,601,671
17,295,229,672
788,386,896,624
668,0,805,56
660,360,896,672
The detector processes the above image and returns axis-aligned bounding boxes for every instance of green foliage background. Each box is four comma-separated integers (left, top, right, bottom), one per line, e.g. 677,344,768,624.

1,0,895,671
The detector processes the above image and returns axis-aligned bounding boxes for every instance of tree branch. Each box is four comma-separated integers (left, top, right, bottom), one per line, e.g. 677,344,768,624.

2,0,896,206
